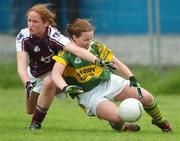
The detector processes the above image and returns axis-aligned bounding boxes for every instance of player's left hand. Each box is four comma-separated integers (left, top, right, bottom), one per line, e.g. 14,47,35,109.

129,76,143,98
25,80,37,99
63,85,84,99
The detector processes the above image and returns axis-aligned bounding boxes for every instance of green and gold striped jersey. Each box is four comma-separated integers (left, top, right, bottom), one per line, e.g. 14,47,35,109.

53,40,113,92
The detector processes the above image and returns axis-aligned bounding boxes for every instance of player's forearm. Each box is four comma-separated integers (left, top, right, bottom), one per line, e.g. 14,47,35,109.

74,46,97,63
113,56,133,78
52,63,67,90
17,52,29,84
53,76,67,90
64,42,97,64
117,64,133,79
17,62,29,84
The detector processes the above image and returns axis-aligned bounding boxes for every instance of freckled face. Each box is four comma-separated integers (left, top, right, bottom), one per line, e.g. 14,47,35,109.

27,11,48,37
73,31,94,49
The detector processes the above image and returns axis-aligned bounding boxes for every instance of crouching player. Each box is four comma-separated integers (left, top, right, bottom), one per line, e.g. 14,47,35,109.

52,18,172,132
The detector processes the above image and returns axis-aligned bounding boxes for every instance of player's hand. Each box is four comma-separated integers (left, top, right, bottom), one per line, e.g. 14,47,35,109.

129,76,143,98
95,58,116,71
25,81,37,99
63,85,84,99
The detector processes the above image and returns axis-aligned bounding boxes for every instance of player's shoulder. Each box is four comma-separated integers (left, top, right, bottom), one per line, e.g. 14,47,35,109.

48,26,70,46
16,28,30,42
48,26,62,39
91,40,106,48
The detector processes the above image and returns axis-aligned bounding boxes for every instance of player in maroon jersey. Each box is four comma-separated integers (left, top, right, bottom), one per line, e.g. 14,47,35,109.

16,4,106,130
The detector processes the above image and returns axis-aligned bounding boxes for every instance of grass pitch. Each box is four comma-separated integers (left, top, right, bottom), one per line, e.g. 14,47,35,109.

0,88,179,141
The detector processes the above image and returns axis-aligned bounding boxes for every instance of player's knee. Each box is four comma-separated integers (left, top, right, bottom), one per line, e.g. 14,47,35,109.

141,93,154,107
108,114,121,123
43,76,56,90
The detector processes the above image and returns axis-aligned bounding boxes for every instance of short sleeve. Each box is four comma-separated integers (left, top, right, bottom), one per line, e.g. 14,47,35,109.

16,28,29,52
49,27,71,47
52,50,69,66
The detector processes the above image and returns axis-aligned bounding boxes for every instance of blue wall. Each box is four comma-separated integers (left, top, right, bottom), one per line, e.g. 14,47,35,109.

79,0,180,34
0,0,180,34
0,0,11,32
160,0,180,33
0,0,48,33
80,0,148,34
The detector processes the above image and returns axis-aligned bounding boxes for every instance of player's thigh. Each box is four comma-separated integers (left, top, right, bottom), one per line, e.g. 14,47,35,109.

25,91,39,114
114,86,154,106
42,74,56,89
114,85,136,100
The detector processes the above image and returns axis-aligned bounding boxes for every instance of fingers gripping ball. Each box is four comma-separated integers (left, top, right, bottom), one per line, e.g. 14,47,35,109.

119,98,144,122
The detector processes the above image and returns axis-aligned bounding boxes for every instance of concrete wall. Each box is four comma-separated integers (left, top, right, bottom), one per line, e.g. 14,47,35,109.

1,34,179,65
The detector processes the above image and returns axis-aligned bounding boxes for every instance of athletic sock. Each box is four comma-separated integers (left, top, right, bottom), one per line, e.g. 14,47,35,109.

31,105,48,124
144,99,163,123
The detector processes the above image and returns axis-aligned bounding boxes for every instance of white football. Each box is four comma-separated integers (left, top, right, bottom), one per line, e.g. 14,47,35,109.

119,98,144,122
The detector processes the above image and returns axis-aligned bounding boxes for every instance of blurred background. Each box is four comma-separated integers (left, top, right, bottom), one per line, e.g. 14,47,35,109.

0,0,180,93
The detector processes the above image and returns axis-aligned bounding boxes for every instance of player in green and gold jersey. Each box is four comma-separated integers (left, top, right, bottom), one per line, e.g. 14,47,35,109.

52,18,172,132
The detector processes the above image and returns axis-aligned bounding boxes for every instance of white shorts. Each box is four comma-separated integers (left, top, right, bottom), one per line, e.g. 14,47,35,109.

28,67,67,99
77,74,129,116
27,67,50,94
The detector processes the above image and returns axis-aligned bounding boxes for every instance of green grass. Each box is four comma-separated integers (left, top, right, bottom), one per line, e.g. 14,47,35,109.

0,61,22,88
0,88,179,141
130,66,180,94
1,62,180,94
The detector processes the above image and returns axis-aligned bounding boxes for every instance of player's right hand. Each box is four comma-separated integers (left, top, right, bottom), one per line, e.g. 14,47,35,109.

103,61,116,71
25,81,37,99
63,85,84,99
95,58,116,71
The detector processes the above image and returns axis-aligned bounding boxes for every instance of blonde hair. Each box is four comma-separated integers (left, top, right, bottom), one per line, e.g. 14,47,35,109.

67,18,94,38
27,4,56,27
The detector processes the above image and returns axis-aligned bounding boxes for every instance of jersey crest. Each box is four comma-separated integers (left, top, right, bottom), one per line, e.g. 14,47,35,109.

34,45,41,52
74,57,82,64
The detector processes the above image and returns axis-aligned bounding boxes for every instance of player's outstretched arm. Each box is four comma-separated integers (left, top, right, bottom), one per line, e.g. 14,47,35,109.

52,62,84,99
111,55,134,79
17,51,29,84
52,62,67,90
64,42,98,64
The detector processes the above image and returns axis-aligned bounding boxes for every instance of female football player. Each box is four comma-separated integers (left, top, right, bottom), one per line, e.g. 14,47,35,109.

16,4,105,130
52,18,172,132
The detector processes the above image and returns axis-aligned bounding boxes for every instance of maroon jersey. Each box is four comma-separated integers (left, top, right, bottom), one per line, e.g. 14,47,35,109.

16,26,70,77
